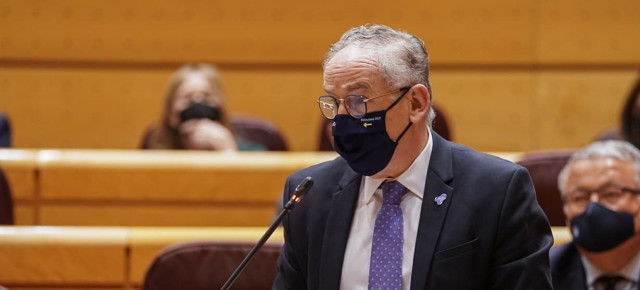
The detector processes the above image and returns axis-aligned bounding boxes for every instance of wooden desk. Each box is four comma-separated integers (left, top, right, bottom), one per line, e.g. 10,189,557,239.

0,226,129,288
0,150,338,226
0,149,523,227
0,226,566,289
0,226,284,289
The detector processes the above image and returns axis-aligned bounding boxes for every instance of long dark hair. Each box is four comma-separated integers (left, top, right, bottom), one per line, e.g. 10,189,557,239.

621,77,640,148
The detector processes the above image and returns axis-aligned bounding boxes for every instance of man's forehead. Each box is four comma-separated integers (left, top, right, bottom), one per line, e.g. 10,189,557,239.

572,157,633,169
327,44,377,63
322,47,382,93
561,159,633,195
322,82,372,93
568,158,636,181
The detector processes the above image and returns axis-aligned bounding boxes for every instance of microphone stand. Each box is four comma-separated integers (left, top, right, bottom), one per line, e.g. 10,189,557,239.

219,177,313,290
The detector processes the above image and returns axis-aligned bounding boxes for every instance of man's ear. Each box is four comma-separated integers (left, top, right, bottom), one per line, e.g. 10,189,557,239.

633,198,640,233
408,84,430,123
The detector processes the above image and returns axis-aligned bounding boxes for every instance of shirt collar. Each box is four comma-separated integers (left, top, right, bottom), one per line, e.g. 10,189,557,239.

361,127,434,203
581,250,640,286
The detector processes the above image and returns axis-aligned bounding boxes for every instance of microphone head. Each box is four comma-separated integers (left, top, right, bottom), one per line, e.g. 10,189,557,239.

294,176,314,198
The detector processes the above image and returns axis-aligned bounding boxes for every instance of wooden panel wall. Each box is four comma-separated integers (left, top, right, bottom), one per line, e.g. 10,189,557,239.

0,0,639,151
431,71,534,150
0,0,535,64
537,0,640,64
0,68,168,149
534,71,639,148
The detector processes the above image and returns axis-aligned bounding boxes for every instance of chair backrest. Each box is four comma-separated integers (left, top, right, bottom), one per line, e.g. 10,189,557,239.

0,169,14,225
142,241,282,290
317,103,452,151
140,116,288,151
231,116,288,151
517,150,574,226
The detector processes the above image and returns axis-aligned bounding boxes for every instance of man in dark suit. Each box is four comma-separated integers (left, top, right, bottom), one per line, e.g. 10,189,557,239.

551,140,640,290
273,24,552,289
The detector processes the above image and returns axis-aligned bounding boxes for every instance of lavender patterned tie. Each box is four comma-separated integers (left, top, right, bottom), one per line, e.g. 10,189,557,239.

368,180,407,290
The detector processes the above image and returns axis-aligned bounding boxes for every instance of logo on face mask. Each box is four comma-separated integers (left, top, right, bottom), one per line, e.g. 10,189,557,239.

360,116,382,122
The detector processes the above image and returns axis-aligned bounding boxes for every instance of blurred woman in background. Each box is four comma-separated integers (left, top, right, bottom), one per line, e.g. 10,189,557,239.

142,63,238,151
619,77,640,148
596,76,640,148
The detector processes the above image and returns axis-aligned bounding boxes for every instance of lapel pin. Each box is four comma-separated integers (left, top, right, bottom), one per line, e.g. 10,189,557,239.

434,193,447,206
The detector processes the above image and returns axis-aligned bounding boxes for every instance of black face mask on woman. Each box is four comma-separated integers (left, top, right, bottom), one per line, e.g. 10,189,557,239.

179,102,221,124
570,202,636,252
332,94,412,176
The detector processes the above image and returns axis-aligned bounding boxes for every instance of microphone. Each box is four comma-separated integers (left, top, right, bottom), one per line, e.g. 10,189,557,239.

220,176,314,290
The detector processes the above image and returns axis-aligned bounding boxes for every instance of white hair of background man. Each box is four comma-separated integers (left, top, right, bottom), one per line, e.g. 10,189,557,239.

557,140,640,194
323,24,436,126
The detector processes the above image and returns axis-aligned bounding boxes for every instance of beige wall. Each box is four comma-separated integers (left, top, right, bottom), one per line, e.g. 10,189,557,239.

0,0,639,151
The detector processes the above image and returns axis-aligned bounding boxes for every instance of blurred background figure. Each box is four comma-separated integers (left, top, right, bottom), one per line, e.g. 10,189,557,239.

0,112,13,225
0,112,11,148
551,140,640,289
0,168,13,225
619,77,640,148
596,76,640,147
141,63,263,151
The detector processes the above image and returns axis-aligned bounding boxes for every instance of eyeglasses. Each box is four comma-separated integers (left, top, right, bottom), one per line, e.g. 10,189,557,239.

317,87,411,119
562,186,640,212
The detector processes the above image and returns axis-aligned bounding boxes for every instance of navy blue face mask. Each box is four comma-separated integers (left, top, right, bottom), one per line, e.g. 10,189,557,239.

332,93,412,176
570,202,636,252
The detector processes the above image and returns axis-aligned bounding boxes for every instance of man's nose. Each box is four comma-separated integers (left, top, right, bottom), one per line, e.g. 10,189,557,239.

590,192,600,203
337,99,349,115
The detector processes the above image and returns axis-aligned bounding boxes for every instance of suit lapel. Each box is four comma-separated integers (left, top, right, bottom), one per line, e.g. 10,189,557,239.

318,165,361,290
568,243,588,290
570,244,587,290
410,132,455,290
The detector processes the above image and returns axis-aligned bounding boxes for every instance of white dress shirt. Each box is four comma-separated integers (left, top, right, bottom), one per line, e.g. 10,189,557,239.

340,128,434,290
582,251,640,290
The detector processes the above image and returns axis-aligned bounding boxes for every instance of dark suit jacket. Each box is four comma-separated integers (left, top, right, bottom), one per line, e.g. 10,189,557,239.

551,241,640,290
550,242,587,290
274,132,553,289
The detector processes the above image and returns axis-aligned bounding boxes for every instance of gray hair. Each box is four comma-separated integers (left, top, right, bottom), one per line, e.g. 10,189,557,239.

324,24,435,125
558,140,640,193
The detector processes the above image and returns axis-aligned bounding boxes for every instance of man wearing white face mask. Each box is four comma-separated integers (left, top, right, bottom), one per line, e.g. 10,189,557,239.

552,140,640,290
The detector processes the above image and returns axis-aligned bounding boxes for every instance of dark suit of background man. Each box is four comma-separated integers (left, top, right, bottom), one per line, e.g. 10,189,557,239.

273,24,553,290
551,140,640,290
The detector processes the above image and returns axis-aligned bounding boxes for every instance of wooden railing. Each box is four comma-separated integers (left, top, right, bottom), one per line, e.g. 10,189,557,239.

0,149,338,226
0,225,570,290
0,149,522,226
